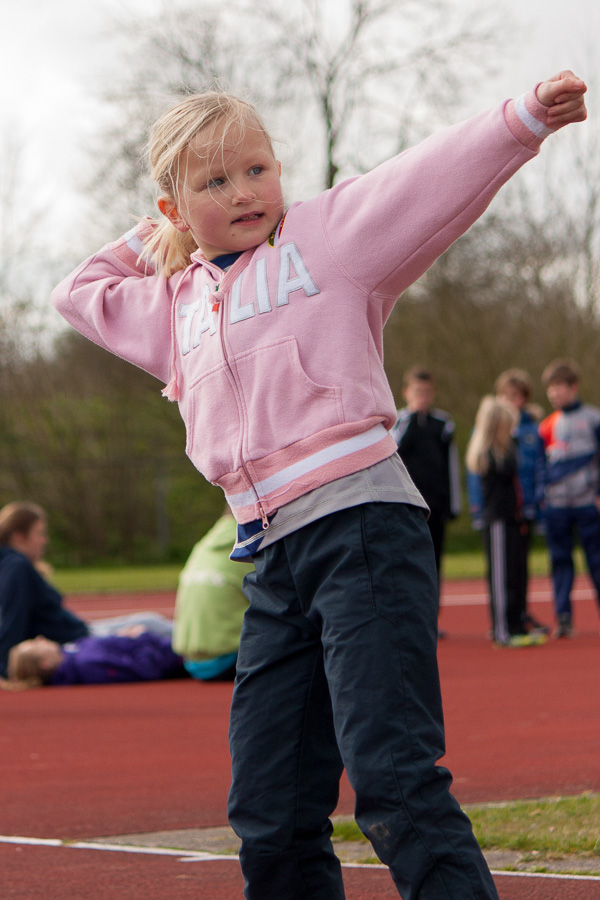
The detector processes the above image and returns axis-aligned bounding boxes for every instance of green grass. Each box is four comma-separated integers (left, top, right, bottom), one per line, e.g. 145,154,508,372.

332,794,600,859
468,794,600,856
443,546,588,580
442,547,549,580
51,545,589,594
52,565,181,594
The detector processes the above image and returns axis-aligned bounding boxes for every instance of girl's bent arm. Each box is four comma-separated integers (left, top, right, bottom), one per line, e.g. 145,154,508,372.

51,220,184,384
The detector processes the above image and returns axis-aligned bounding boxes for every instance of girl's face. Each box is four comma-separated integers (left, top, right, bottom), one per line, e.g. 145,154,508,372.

159,120,285,260
9,518,48,564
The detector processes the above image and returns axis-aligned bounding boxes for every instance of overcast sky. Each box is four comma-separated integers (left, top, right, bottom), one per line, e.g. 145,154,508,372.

1,0,596,238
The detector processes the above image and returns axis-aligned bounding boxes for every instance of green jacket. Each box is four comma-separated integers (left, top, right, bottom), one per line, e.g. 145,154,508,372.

173,515,253,659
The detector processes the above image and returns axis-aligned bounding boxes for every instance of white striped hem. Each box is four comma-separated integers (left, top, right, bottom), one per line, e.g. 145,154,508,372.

227,424,389,510
515,95,553,139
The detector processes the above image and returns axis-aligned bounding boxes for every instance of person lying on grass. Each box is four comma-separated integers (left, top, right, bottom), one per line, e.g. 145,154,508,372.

1,629,185,690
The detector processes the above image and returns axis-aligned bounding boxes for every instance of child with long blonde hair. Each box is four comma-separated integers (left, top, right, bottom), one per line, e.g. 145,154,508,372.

466,396,545,647
52,73,585,899
466,395,518,477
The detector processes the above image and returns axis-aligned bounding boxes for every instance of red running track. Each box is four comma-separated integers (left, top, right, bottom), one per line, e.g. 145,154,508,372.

1,845,598,900
1,575,598,899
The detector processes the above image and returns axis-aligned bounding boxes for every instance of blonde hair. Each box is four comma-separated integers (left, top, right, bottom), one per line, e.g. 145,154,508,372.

0,502,45,546
466,396,518,476
144,91,275,276
2,643,47,691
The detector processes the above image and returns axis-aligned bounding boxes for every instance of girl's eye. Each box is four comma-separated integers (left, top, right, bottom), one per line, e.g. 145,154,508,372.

249,166,263,176
207,176,226,189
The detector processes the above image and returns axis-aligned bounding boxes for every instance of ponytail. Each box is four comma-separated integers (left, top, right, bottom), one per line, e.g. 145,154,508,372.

142,217,199,277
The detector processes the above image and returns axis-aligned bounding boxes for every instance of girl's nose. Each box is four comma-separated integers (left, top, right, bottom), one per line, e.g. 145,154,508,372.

230,180,256,204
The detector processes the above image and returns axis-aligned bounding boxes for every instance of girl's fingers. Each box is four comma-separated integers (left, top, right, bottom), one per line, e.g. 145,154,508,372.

551,90,587,106
546,97,586,116
546,106,588,126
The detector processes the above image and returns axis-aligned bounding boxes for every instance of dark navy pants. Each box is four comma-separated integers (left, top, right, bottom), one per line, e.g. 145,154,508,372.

228,503,498,900
544,504,600,618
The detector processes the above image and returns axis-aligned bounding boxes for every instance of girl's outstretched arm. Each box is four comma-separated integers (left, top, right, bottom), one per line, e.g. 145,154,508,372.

315,69,588,305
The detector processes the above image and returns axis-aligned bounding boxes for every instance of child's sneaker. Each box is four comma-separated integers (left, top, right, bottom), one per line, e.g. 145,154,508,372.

554,614,573,639
523,614,550,636
508,633,547,648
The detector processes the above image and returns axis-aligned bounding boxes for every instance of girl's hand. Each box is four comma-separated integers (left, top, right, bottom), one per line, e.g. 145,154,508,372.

537,71,587,127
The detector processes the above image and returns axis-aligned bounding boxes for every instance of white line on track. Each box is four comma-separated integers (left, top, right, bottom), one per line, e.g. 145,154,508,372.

340,863,599,881
76,591,594,616
490,869,599,881
0,834,232,862
440,588,592,608
1,836,598,881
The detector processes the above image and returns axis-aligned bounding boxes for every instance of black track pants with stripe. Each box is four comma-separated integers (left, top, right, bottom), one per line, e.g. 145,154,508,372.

483,519,526,643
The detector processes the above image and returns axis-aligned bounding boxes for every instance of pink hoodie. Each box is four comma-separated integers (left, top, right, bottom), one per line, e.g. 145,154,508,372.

53,90,552,524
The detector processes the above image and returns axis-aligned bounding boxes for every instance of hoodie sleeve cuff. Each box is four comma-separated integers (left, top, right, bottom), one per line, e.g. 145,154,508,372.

504,86,555,150
107,217,157,275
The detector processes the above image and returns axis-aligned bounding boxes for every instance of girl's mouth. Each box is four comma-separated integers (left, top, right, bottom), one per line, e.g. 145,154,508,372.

233,213,263,224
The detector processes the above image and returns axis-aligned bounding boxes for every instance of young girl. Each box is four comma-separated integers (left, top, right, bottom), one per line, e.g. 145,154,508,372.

52,73,586,900
466,396,546,647
494,369,548,636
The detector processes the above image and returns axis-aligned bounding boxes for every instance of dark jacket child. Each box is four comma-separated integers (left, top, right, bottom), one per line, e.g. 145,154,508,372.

392,368,461,583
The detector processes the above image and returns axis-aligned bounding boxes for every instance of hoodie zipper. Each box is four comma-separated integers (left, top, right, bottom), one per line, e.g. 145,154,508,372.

212,256,270,531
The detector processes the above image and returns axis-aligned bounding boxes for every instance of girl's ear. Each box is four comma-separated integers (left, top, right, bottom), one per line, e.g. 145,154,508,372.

157,196,190,233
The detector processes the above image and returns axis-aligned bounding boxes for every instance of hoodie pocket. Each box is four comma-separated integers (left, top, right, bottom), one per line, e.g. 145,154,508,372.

181,363,242,481
231,337,344,459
